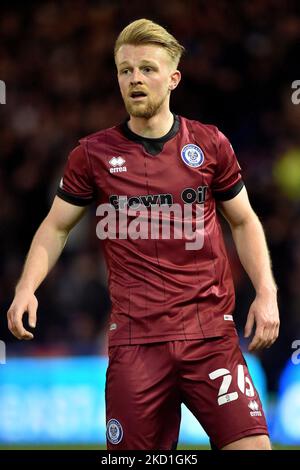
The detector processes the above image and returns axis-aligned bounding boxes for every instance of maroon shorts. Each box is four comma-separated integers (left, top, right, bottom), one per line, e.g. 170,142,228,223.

105,335,268,450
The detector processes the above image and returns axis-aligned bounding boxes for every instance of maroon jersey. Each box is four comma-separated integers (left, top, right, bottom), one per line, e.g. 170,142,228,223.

57,115,243,346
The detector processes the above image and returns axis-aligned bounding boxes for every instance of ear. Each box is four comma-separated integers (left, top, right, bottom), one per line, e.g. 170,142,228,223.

169,70,181,91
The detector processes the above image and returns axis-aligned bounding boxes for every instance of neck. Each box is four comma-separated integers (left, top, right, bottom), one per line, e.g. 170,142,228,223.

128,109,174,138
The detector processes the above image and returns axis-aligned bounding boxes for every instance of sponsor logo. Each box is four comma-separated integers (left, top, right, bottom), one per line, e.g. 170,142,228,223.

106,418,123,444
181,144,204,168
109,186,207,211
248,400,262,417
109,157,127,173
109,193,173,210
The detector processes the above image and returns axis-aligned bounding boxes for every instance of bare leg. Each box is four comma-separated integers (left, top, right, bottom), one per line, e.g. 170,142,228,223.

221,435,271,450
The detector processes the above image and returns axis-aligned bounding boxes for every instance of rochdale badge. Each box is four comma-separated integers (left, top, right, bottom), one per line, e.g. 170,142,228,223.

181,144,204,168
106,418,123,444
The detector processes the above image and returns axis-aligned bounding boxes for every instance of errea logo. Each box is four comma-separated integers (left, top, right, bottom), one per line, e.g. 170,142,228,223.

248,400,259,411
248,400,262,417
109,156,127,174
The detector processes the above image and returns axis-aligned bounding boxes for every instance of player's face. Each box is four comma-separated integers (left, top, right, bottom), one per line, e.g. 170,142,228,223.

116,44,180,119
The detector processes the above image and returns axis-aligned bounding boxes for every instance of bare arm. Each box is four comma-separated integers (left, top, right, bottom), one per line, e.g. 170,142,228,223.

7,196,87,340
218,186,280,351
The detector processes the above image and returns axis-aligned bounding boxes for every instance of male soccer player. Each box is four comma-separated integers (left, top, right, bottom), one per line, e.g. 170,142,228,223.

7,19,279,450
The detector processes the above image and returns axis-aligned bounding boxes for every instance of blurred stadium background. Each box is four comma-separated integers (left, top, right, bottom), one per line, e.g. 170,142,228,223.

1,0,300,449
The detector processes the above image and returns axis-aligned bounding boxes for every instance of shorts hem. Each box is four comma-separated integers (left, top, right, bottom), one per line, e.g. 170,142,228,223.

216,427,269,449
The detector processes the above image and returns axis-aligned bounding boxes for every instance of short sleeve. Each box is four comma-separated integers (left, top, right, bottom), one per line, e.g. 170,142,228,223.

212,130,244,201
57,144,95,206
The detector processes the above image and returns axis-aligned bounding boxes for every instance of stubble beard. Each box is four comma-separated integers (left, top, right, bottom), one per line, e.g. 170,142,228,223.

124,92,168,119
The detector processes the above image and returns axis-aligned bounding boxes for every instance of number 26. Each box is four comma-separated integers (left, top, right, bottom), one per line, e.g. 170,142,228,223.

208,365,254,405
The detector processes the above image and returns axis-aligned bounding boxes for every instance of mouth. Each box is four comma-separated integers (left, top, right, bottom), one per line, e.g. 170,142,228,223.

129,90,147,100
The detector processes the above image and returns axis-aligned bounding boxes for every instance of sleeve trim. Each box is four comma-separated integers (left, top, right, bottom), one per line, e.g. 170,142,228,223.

56,187,94,206
213,179,244,201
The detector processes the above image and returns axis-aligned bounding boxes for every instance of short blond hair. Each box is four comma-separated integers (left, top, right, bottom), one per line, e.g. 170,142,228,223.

114,19,185,68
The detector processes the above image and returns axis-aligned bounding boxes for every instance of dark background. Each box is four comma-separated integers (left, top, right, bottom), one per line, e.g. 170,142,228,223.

1,0,300,393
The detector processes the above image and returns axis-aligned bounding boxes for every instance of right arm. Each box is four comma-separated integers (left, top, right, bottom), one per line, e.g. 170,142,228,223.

7,196,87,340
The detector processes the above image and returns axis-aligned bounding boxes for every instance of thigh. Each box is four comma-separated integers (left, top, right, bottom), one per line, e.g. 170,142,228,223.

179,336,269,449
106,343,181,450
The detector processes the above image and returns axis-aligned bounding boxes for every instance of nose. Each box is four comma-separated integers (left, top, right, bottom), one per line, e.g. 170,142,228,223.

130,68,143,85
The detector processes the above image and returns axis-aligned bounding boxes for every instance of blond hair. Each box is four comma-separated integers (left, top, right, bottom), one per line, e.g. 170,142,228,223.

114,19,185,68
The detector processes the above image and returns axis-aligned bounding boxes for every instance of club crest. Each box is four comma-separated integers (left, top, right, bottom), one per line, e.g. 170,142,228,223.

181,144,204,168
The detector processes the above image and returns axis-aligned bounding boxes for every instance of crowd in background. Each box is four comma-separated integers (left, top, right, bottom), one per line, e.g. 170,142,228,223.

1,0,300,392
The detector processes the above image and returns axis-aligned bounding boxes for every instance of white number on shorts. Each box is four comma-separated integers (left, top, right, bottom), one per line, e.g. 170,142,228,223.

209,365,254,406
208,368,238,405
237,364,254,397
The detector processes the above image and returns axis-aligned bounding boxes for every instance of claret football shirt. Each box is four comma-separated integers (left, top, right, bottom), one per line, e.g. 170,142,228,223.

57,115,244,345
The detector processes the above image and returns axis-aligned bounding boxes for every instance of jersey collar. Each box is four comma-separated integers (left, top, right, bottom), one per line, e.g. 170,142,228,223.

120,114,180,156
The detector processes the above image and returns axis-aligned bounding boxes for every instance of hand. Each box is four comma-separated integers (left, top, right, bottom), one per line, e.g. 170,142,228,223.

244,291,280,352
7,287,38,340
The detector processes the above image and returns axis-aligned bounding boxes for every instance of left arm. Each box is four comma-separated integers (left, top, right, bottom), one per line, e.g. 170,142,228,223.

218,186,280,351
